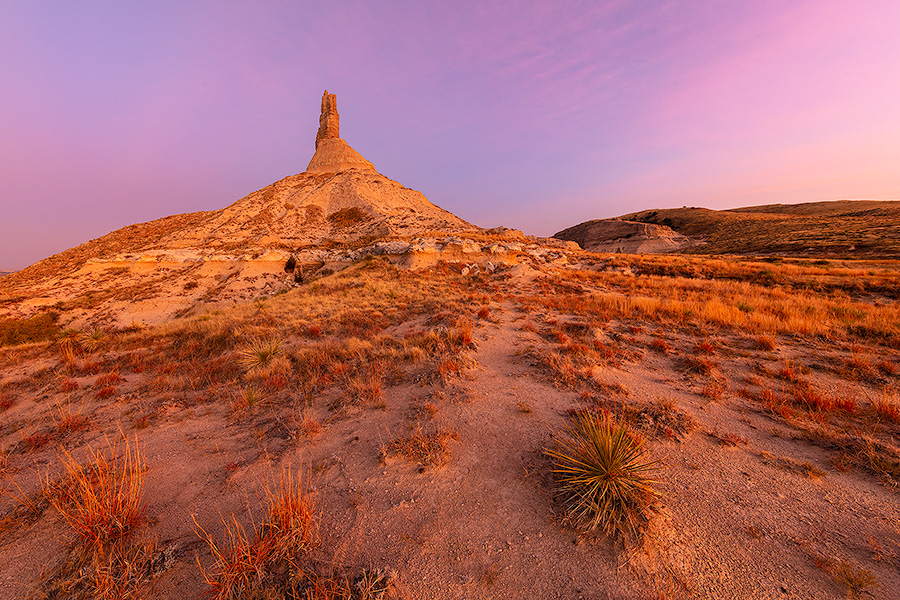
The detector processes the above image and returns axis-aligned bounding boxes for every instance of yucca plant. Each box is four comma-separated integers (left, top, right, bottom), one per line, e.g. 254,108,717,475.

56,328,84,362
545,411,660,538
80,327,108,353
239,337,282,373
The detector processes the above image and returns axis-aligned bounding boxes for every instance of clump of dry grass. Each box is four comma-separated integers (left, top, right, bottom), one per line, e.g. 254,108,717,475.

345,364,382,405
872,393,900,424
299,412,324,437
812,552,879,599
701,382,726,401
195,469,317,599
56,328,84,363
34,436,152,599
54,401,89,435
755,334,777,351
381,427,458,469
545,411,661,538
649,338,671,354
31,537,157,600
43,437,145,544
573,398,696,442
681,356,717,376
708,430,747,447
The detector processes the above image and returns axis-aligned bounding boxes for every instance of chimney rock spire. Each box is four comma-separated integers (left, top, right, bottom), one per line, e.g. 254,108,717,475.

316,90,340,148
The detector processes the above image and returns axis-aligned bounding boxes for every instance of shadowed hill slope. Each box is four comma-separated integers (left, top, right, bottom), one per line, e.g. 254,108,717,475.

615,200,900,257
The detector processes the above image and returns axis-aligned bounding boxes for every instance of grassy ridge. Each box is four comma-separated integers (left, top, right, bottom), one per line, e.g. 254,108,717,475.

621,200,900,258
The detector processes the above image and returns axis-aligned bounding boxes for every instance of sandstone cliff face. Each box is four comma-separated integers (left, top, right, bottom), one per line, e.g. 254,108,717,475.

554,218,695,254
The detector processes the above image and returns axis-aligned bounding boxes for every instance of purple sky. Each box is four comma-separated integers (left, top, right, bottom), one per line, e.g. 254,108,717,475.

2,1,899,270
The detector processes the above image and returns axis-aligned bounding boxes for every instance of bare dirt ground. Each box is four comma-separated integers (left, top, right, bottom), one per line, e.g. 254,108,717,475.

1,254,898,599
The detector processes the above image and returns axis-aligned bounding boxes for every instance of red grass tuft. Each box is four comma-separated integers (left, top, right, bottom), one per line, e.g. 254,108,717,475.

694,339,715,355
777,361,801,382
23,430,53,452
649,338,670,354
755,335,777,351
792,382,834,413
95,386,116,399
195,470,316,599
96,369,124,387
834,397,857,414
701,382,726,401
59,378,80,392
553,330,570,345
872,395,900,424
43,437,145,544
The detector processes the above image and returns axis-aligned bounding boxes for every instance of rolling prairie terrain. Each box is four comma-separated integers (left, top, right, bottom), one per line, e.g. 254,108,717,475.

556,200,900,259
1,249,898,599
621,201,900,258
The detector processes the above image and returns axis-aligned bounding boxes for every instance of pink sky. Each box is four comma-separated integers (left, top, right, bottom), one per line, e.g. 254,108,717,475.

2,1,899,269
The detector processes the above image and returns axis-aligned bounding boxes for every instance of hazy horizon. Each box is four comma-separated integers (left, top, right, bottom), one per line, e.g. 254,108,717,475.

3,1,900,270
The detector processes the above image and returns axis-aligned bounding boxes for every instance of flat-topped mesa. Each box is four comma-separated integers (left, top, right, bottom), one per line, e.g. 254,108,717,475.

306,90,376,174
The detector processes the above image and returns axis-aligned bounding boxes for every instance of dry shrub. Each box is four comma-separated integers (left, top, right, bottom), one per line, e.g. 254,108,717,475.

545,412,660,538
0,312,61,348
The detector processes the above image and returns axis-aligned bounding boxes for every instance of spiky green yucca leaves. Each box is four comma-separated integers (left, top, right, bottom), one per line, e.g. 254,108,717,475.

239,337,282,373
546,411,660,538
